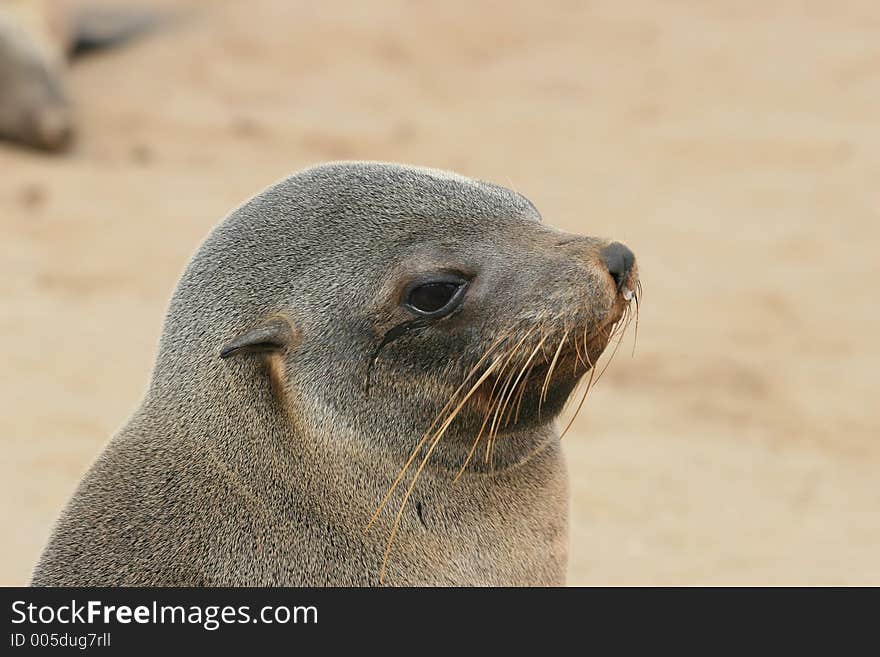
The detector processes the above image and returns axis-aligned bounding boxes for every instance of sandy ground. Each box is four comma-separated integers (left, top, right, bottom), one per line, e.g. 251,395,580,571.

2,0,878,586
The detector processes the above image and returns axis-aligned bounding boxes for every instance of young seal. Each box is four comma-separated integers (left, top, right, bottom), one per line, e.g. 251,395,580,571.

32,162,639,586
0,0,158,151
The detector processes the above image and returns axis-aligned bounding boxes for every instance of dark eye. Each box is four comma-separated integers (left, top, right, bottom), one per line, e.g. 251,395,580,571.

404,278,467,317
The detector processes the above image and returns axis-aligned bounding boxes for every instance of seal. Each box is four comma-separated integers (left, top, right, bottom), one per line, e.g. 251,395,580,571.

32,162,639,586
0,0,158,151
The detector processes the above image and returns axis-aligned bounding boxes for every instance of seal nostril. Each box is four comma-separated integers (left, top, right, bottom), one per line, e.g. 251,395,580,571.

601,242,635,291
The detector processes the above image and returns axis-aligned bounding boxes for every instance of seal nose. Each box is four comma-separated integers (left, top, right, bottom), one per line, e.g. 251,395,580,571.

601,242,635,291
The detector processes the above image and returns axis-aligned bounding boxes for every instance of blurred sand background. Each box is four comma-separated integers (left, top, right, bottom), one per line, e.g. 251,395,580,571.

2,0,878,585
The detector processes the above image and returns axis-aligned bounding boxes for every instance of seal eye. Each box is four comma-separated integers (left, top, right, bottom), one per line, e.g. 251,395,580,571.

404,279,467,317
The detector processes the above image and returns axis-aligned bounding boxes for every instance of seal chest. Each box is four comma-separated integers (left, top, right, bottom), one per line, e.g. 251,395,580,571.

32,161,639,586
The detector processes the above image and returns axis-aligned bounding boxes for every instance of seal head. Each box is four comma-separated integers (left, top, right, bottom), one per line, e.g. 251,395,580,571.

165,162,637,472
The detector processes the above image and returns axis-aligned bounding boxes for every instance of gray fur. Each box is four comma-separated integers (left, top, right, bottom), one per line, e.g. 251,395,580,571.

32,162,635,586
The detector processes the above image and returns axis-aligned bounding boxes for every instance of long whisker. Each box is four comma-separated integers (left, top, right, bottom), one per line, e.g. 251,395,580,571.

485,352,523,463
512,358,538,425
631,285,640,357
540,328,569,414
456,348,518,479
573,327,585,373
593,308,632,388
455,322,543,480
452,396,497,482
488,329,553,469
559,343,596,440
483,326,538,463
378,355,506,583
454,338,526,480
366,329,511,531
581,321,589,368
504,333,548,427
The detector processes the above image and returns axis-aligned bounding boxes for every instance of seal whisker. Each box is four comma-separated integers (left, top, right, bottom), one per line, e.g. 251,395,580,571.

379,355,507,583
453,394,499,482
366,330,512,531
489,329,549,468
575,319,594,374
593,307,632,389
505,333,549,428
631,286,641,358
512,359,538,425
456,340,523,478
485,348,525,464
483,325,539,463
486,337,535,465
509,318,558,426
540,328,569,414
581,322,590,370
451,328,532,480
558,347,596,440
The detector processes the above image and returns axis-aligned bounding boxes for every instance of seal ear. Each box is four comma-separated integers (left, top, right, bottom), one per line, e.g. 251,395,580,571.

219,318,296,359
